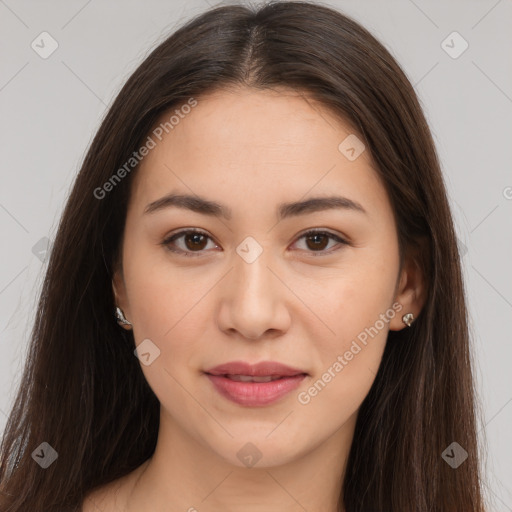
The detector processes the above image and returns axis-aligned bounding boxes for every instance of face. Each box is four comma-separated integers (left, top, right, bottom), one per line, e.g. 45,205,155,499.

113,86,420,469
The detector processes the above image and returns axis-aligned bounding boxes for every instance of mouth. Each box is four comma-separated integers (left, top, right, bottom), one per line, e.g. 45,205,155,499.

203,361,308,407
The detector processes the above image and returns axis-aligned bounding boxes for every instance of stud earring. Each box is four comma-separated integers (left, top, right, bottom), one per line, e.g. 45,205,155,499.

402,313,414,327
115,306,132,327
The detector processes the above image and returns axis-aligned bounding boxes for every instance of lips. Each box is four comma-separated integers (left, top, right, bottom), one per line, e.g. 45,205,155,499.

204,360,308,407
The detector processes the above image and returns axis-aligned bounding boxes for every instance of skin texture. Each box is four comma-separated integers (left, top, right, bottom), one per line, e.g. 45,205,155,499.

84,86,425,512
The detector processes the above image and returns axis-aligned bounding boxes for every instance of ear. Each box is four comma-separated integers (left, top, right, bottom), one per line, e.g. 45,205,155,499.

389,240,428,331
112,262,132,330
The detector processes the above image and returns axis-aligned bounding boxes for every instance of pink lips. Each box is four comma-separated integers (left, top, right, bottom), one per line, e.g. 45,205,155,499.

204,360,308,407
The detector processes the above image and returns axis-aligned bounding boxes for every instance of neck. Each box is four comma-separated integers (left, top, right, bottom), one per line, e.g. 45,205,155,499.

123,407,355,512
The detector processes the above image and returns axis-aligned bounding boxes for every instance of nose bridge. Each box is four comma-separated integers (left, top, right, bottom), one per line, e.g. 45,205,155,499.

217,236,289,339
232,237,276,304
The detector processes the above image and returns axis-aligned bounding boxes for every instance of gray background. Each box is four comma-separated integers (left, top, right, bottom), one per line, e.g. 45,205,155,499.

1,0,511,509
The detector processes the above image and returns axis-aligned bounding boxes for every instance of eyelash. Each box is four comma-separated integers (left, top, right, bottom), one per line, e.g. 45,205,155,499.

161,228,348,257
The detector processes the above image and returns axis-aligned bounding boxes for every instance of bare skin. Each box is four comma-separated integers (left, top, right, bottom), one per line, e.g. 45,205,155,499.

83,86,425,512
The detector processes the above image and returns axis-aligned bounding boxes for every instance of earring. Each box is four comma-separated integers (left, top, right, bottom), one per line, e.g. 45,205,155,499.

115,306,132,327
402,313,414,327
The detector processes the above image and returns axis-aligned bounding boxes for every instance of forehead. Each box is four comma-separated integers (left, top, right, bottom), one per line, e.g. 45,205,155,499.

129,87,388,221
144,86,363,160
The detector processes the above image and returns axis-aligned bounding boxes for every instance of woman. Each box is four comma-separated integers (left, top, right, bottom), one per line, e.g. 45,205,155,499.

0,1,486,510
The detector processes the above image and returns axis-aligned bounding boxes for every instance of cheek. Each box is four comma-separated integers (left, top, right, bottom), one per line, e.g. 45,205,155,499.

121,247,213,389
123,250,211,415
296,279,393,423
311,261,396,349
303,248,398,401
124,241,207,334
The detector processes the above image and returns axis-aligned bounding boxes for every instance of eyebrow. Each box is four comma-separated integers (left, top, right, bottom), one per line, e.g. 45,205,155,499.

144,192,367,220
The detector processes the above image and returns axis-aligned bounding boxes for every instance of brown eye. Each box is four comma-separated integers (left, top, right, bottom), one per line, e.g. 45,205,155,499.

183,232,208,251
305,232,330,251
293,230,348,256
162,229,218,256
162,228,347,257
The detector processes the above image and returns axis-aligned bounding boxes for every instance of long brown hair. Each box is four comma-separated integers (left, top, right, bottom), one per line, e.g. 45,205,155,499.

0,1,485,510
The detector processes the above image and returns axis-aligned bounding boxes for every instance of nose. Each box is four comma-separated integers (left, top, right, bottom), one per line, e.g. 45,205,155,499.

216,248,291,341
